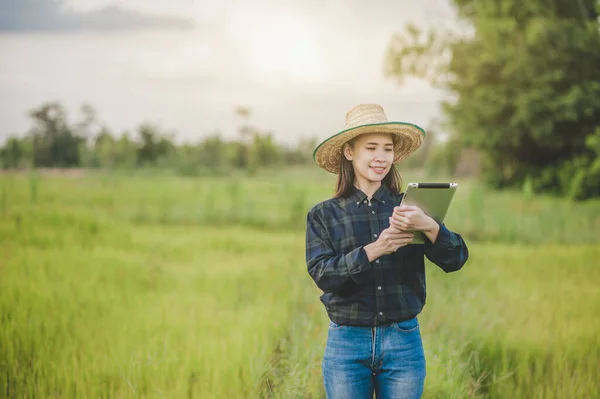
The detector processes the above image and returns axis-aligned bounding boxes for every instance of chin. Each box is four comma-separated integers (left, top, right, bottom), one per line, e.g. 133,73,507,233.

366,172,387,182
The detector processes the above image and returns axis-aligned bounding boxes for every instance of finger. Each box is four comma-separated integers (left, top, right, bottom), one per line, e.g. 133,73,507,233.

393,221,412,231
391,222,406,231
399,206,422,216
392,239,412,249
393,216,411,228
395,235,415,244
387,228,412,236
395,209,415,218
390,216,409,228
392,211,407,220
388,232,415,240
391,213,409,225
389,222,402,231
388,227,403,235
389,217,403,228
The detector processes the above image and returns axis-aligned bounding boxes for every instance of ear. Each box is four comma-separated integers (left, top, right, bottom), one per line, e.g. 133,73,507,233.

343,144,353,161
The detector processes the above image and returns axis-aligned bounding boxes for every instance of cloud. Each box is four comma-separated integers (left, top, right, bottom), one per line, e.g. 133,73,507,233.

0,0,194,32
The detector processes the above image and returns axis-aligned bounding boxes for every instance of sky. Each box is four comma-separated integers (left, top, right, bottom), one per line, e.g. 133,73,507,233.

0,0,458,145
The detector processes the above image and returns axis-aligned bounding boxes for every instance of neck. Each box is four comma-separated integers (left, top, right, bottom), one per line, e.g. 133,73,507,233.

354,177,382,199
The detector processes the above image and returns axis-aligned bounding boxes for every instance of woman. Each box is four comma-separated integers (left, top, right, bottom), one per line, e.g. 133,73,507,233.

305,104,469,398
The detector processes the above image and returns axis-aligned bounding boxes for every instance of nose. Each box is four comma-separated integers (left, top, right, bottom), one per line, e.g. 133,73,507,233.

373,153,386,162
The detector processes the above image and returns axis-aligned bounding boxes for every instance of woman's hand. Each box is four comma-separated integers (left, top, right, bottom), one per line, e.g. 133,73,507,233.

390,205,438,233
364,227,414,261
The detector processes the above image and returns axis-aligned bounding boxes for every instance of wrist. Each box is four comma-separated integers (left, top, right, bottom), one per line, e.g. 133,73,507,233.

425,217,439,234
424,219,440,243
364,242,382,262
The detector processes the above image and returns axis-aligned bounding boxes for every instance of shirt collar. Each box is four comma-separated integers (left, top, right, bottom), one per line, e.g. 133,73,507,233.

350,184,392,207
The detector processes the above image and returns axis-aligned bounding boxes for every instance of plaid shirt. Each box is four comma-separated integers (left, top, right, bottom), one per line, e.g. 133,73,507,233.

305,184,469,326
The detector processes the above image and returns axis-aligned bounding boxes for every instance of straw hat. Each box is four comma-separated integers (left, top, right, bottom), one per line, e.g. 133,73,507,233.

313,104,426,174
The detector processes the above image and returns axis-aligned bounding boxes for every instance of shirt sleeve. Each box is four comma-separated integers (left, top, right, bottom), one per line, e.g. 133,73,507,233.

424,222,469,273
305,208,374,292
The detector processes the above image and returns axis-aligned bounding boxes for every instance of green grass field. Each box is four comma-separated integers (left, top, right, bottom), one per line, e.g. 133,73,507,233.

1,169,599,398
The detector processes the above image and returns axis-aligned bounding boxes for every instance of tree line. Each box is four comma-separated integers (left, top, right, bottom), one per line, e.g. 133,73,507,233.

0,102,320,176
0,102,455,177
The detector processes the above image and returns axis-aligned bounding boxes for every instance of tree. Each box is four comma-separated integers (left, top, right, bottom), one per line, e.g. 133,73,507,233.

92,127,118,168
283,137,318,165
250,132,281,167
135,124,174,166
385,0,600,199
198,134,227,170
28,102,83,167
107,132,138,169
0,136,31,168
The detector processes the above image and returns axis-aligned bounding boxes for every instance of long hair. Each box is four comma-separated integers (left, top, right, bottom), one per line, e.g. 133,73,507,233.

334,138,403,198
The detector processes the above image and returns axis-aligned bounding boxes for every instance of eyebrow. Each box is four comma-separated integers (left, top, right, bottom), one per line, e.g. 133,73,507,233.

365,142,394,146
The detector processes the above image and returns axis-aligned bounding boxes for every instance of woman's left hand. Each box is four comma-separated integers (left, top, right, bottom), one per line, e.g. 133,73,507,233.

389,205,437,233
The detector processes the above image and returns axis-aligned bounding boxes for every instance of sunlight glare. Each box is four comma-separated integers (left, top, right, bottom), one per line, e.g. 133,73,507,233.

246,20,324,84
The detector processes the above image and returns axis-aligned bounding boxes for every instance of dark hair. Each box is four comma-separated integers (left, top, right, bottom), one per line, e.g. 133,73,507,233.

334,137,403,198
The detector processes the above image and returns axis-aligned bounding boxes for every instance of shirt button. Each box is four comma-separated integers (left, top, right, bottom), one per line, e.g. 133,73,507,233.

379,312,383,316
373,233,378,238
363,200,367,204
375,260,380,264
371,210,375,215
377,286,382,290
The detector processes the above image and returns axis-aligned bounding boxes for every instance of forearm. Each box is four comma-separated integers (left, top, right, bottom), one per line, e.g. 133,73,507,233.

424,223,469,272
307,246,373,292
423,218,440,244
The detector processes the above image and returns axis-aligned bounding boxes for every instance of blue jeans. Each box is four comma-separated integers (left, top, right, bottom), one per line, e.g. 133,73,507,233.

322,317,426,399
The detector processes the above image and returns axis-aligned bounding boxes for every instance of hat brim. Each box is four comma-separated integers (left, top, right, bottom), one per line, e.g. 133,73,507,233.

313,122,426,174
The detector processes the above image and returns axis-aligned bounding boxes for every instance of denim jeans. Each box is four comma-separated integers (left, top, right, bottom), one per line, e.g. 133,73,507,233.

322,317,426,399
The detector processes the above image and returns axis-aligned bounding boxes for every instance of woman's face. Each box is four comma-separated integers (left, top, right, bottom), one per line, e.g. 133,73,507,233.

344,133,394,184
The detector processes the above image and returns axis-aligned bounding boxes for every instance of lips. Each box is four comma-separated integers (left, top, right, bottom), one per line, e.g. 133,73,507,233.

370,166,386,174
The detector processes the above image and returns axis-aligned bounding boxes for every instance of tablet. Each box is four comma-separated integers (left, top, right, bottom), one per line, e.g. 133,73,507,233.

399,183,458,244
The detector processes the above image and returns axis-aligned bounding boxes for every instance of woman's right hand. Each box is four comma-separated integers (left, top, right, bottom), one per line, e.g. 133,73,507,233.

364,227,414,261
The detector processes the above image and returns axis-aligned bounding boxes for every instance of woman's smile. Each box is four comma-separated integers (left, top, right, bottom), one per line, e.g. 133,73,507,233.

370,165,387,175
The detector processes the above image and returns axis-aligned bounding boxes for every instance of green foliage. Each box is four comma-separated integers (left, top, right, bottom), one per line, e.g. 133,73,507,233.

84,129,138,169
560,127,600,200
281,137,318,166
175,135,234,176
28,102,84,167
249,131,281,168
0,102,316,175
0,136,31,168
136,124,175,166
425,136,464,176
386,0,600,199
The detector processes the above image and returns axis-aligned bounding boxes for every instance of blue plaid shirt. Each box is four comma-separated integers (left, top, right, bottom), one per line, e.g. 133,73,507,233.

305,184,469,326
